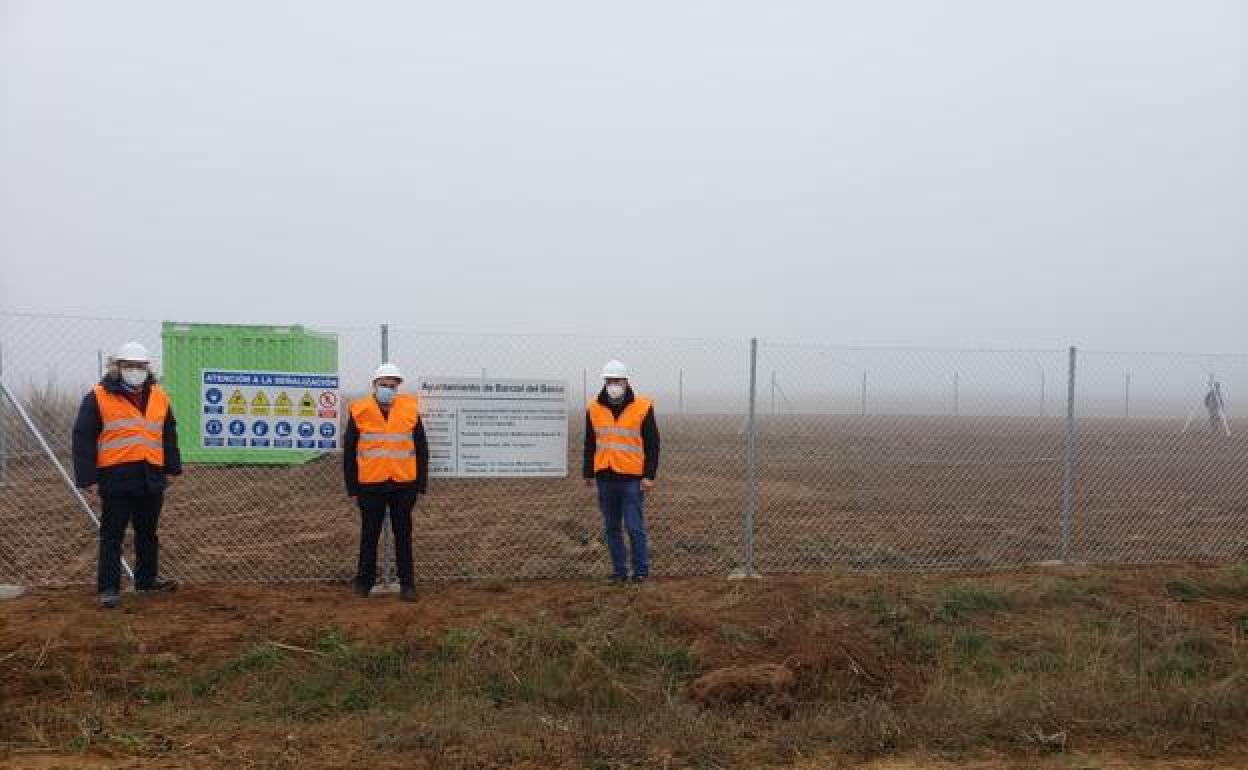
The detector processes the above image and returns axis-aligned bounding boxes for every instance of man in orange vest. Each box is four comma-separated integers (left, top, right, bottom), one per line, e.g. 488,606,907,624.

343,362,428,602
72,342,182,609
583,360,660,584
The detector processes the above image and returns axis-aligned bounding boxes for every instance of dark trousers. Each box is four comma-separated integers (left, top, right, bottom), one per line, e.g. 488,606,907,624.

97,492,163,593
355,487,418,589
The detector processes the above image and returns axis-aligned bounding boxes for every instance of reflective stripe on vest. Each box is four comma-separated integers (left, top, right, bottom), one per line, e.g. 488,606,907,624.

101,417,164,433
595,426,642,439
596,442,643,454
360,432,414,443
358,449,418,459
94,384,169,469
98,437,164,452
588,396,652,476
351,394,420,484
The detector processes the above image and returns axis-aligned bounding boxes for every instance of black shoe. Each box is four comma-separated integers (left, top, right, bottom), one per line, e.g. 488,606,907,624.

353,583,371,598
137,578,178,593
399,585,417,602
630,575,647,584
98,592,120,609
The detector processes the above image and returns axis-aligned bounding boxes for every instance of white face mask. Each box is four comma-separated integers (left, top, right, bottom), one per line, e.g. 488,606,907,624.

605,383,626,401
375,385,397,405
121,368,148,388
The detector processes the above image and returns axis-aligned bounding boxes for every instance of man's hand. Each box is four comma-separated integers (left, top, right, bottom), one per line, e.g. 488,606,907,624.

583,478,595,489
641,478,656,491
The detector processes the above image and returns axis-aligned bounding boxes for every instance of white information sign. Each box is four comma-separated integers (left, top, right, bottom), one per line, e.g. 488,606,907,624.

200,369,341,450
417,377,567,477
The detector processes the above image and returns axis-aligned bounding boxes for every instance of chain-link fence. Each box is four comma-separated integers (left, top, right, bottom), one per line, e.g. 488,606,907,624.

2,311,1245,586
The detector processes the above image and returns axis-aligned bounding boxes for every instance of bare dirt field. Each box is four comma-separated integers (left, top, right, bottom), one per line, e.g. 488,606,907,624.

3,416,1247,586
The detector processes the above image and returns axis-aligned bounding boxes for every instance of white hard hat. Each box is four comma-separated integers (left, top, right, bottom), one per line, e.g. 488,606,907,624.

372,362,404,382
115,342,150,363
601,360,629,379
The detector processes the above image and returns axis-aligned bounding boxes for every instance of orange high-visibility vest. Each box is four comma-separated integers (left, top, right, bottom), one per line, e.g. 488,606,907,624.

588,396,652,476
351,394,420,484
94,384,168,469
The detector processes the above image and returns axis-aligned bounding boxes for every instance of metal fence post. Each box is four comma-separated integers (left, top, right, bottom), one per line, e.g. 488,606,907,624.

0,344,7,487
678,368,684,414
953,372,960,417
1039,367,1046,417
860,371,867,416
1061,345,1078,562
1124,372,1131,419
732,338,760,578
378,322,393,590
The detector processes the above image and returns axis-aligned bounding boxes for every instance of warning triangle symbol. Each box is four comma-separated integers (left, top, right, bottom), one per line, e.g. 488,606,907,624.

250,391,271,415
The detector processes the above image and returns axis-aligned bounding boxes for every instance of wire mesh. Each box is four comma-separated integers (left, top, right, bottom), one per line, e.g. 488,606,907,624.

1071,351,1248,564
752,343,1071,571
1,311,1245,587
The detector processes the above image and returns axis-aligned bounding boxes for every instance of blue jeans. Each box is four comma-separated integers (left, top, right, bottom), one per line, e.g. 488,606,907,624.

597,478,648,578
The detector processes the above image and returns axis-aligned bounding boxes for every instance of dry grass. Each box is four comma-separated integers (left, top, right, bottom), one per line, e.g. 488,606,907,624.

2,567,1247,768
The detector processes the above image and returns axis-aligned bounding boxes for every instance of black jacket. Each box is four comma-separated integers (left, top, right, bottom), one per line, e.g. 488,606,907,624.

342,399,430,496
582,386,660,481
72,374,182,496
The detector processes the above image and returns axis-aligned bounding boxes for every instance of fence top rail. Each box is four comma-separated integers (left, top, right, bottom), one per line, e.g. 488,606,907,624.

2,311,1245,359
1079,349,1248,360
1,311,745,346
385,326,745,345
759,342,1066,355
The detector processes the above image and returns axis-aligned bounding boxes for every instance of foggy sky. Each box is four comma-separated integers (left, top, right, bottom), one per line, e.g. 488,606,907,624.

2,1,1245,352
